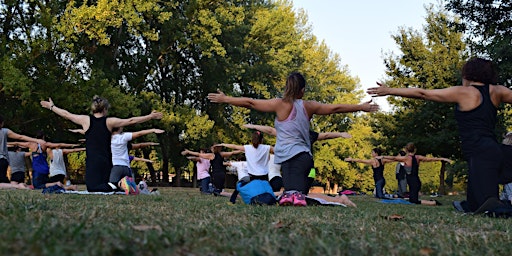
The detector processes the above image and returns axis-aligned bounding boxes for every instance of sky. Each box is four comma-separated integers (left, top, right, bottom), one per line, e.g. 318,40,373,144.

291,0,439,111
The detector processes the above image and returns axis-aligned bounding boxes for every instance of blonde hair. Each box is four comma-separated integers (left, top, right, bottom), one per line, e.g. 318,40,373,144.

91,95,110,114
282,72,306,102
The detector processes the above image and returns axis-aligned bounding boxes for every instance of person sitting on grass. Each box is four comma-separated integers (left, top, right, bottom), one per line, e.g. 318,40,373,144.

0,115,46,189
345,148,393,199
7,144,32,189
181,146,242,196
378,142,452,206
109,127,164,195
186,148,213,194
47,146,86,191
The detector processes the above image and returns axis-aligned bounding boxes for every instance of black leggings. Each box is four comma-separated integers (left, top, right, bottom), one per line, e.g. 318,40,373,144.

281,152,313,194
0,158,9,183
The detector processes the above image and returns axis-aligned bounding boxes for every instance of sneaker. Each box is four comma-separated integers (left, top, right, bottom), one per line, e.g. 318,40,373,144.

119,177,131,195
293,192,307,206
138,181,150,195
127,177,139,195
279,192,294,206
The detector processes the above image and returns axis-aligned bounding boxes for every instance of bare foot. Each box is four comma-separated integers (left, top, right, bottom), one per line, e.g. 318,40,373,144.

65,185,78,191
339,195,357,208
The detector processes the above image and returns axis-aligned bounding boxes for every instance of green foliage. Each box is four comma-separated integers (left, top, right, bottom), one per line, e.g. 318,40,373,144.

446,0,512,85
374,5,467,185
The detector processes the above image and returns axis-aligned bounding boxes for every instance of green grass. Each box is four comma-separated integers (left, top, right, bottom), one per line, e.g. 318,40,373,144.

0,187,511,256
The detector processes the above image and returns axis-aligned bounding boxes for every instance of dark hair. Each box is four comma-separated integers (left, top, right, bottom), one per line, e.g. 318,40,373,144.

462,57,497,84
36,130,45,139
405,142,416,154
372,148,382,156
398,150,406,156
0,115,4,126
91,95,111,114
112,127,121,133
251,131,264,148
282,72,306,102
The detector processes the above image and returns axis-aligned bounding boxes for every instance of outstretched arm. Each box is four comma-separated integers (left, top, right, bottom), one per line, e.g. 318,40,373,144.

181,149,214,160
41,98,89,129
68,129,85,135
131,129,165,140
7,130,45,146
306,100,379,116
131,142,159,150
131,156,154,163
106,111,163,131
46,142,80,149
417,155,453,164
215,143,245,151
367,82,464,104
61,148,86,154
208,90,281,113
243,124,277,137
344,157,374,165
220,150,244,158
317,132,352,140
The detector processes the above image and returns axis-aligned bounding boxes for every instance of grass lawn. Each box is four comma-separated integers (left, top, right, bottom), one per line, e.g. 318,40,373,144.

0,187,511,256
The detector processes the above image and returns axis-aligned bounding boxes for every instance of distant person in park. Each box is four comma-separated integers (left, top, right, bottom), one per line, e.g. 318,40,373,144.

0,115,45,189
109,127,164,194
345,148,392,199
215,131,276,204
395,150,408,198
48,146,86,191
181,146,242,196
7,145,31,189
378,142,452,205
367,57,512,213
40,96,163,192
208,72,378,206
243,123,356,207
25,131,80,189
186,148,213,194
243,123,352,192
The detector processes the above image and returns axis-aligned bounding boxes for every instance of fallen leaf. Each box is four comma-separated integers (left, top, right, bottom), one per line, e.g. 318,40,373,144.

272,221,284,228
419,247,434,256
380,214,404,221
132,225,162,233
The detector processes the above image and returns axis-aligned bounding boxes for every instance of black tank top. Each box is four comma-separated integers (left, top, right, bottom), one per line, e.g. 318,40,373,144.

85,115,112,165
454,84,497,157
210,152,226,174
372,159,384,181
410,155,419,177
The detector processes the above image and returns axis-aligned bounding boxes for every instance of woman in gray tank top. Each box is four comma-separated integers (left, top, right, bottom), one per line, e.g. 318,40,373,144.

208,72,379,206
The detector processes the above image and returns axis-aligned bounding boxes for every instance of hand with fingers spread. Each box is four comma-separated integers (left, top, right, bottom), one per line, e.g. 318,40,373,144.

366,82,390,97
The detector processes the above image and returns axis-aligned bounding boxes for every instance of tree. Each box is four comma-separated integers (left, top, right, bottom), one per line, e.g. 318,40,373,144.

375,5,467,194
446,0,512,85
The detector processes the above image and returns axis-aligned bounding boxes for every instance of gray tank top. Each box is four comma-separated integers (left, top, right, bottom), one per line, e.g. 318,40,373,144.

8,151,26,173
274,99,311,164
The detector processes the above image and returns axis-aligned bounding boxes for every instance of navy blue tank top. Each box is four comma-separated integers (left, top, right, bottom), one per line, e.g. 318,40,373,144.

454,84,497,157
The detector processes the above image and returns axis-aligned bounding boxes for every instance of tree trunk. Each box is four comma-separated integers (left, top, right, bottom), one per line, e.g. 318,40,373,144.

332,183,338,194
438,162,446,195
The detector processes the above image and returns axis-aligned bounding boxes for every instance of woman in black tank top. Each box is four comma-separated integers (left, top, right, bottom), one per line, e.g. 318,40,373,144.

41,96,163,192
345,148,395,199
